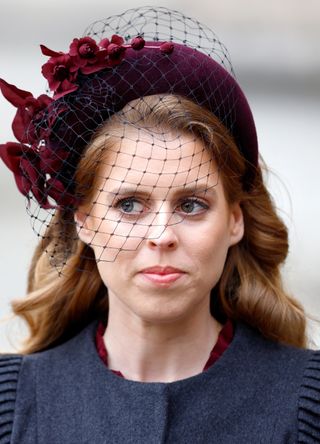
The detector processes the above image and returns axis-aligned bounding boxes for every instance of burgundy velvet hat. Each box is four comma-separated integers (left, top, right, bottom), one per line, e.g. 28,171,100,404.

0,7,258,211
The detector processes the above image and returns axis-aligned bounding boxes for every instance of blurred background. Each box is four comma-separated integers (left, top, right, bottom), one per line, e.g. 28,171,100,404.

1,0,319,352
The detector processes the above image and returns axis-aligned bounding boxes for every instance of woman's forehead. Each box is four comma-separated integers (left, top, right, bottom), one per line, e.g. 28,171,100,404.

106,127,205,156
97,129,219,192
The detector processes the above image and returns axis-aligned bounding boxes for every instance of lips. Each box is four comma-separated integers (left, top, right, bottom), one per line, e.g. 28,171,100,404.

139,266,185,285
140,266,184,275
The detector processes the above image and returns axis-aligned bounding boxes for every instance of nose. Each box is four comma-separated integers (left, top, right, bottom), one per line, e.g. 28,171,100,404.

146,203,179,250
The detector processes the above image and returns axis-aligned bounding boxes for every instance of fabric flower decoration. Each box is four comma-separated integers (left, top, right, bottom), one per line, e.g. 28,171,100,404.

0,34,175,208
69,37,100,67
41,46,79,99
0,79,53,144
0,79,73,208
99,34,126,64
0,141,75,209
0,141,48,206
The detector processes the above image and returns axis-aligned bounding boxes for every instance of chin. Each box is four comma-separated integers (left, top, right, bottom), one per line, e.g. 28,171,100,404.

131,298,199,325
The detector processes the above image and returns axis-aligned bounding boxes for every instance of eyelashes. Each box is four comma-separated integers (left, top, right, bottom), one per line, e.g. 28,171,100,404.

112,196,209,218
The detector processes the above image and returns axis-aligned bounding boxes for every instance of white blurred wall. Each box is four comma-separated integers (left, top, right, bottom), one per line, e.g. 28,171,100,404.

1,0,319,351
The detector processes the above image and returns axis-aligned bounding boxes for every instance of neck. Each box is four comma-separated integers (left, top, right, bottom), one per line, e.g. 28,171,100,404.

103,299,222,383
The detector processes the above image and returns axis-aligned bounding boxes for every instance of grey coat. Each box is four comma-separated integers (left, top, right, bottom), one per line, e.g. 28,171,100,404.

1,320,319,443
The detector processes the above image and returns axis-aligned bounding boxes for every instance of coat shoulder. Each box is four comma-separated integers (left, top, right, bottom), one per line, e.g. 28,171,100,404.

0,354,23,444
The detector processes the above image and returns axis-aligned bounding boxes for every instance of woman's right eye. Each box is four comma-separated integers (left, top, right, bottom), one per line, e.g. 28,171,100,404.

115,197,144,214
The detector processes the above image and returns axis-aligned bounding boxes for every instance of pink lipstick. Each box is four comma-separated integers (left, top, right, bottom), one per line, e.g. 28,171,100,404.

139,266,185,285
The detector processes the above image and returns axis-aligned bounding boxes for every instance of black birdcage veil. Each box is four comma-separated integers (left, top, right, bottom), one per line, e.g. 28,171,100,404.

83,6,233,70
0,7,258,273
32,95,222,271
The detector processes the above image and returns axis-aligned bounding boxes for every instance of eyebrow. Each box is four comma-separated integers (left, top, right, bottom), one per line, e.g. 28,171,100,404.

107,183,217,198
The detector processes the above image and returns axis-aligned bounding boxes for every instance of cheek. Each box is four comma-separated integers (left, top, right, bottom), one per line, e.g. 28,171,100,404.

90,218,150,261
96,248,138,299
188,222,231,275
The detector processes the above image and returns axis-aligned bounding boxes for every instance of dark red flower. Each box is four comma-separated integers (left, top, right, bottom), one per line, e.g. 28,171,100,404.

42,54,79,99
99,38,110,50
40,44,62,58
0,141,48,206
69,37,100,68
110,35,124,46
99,34,126,63
15,94,54,144
0,141,74,208
0,141,23,174
99,34,124,49
160,41,175,54
107,43,123,58
78,47,112,75
0,79,53,144
131,36,145,50
0,78,31,105
46,177,77,208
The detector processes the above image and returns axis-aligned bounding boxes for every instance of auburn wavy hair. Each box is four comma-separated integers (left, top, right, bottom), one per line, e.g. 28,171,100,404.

9,94,307,353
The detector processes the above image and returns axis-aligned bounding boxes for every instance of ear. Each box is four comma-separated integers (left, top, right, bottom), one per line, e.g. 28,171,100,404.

228,202,244,247
74,210,95,245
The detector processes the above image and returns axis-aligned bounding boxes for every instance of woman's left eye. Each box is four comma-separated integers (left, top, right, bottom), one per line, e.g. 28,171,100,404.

178,198,208,214
114,197,208,217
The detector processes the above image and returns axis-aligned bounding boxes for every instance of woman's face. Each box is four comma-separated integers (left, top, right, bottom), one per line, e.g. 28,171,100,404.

76,128,244,324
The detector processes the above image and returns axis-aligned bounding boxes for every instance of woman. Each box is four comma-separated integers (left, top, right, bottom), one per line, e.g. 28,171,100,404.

0,7,319,443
